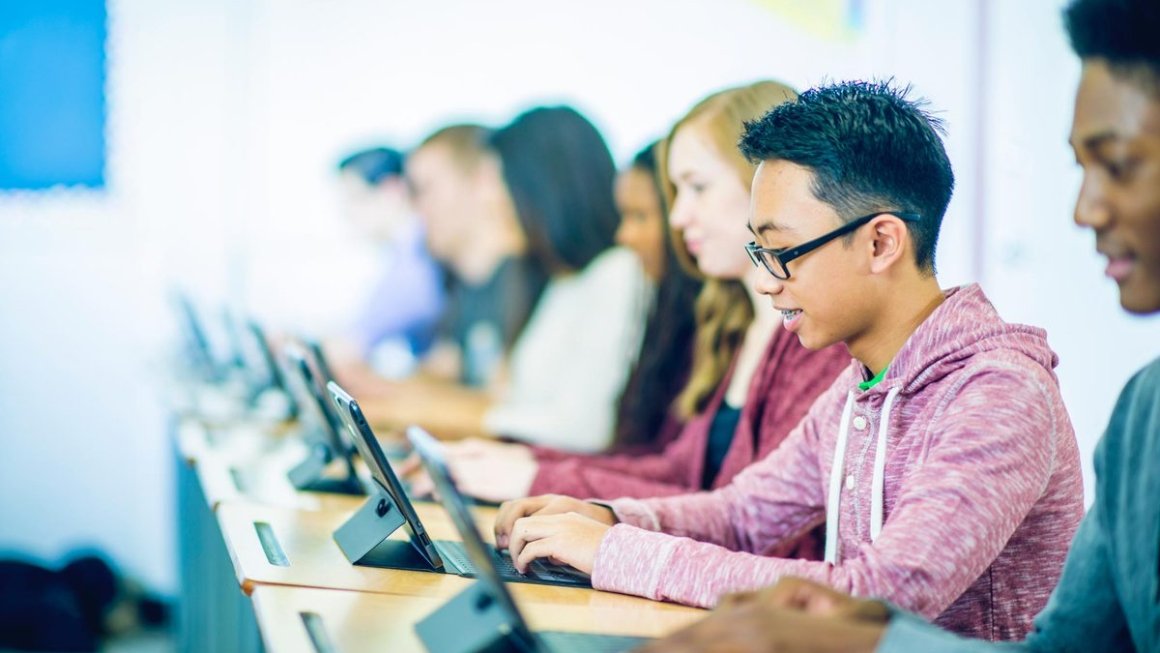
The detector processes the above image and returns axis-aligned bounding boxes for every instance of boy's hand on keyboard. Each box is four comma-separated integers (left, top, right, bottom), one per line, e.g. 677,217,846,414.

505,511,610,576
494,495,615,549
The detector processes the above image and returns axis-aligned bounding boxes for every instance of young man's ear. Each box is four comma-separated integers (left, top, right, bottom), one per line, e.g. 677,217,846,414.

867,214,909,274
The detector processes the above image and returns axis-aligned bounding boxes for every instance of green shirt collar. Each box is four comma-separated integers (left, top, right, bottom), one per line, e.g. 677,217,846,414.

858,364,890,392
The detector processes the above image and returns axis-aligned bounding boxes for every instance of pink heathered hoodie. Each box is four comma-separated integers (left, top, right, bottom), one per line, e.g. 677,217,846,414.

591,284,1084,641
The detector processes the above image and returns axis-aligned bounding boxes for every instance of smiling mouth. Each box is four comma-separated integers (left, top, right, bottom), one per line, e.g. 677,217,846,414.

1105,256,1135,282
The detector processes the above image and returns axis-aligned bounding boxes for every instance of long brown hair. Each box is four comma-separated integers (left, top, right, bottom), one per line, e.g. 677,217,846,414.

611,143,702,449
659,81,799,417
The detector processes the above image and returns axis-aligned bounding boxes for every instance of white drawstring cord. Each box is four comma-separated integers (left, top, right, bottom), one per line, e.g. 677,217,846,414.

825,386,900,563
824,391,856,564
870,387,900,542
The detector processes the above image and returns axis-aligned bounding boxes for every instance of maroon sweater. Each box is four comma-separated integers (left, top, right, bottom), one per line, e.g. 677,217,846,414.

528,325,849,502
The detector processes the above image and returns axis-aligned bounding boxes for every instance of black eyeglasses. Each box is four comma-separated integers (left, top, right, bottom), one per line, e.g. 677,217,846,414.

745,212,921,280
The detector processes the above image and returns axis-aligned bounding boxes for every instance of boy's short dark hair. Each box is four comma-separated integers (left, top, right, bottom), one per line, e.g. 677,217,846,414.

739,80,954,273
337,147,404,185
1064,0,1160,95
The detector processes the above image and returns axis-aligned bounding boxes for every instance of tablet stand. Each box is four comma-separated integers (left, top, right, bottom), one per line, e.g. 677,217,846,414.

286,442,363,495
415,582,526,653
332,481,432,571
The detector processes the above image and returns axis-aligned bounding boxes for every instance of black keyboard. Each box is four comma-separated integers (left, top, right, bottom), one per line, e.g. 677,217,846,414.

435,540,590,586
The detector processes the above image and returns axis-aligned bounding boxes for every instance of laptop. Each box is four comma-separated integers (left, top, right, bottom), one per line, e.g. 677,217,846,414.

280,345,365,495
305,338,409,461
327,381,589,587
409,425,650,652
244,320,298,417
304,339,338,395
173,293,222,382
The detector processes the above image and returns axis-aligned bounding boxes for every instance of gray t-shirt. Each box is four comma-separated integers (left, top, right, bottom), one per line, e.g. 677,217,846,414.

438,256,545,387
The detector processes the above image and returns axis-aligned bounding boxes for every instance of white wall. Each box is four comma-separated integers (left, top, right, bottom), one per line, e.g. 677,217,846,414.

1,0,1154,593
980,0,1160,499
0,0,247,591
236,0,989,318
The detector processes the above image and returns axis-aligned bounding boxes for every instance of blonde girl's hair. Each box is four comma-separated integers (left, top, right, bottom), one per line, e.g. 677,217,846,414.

659,80,799,417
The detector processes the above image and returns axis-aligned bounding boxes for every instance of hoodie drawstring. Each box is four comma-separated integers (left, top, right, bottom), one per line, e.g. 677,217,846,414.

824,387,900,564
824,391,855,564
870,387,900,542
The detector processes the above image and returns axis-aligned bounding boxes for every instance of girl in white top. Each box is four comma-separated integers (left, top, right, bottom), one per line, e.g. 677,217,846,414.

366,106,648,453
484,245,648,451
482,105,650,451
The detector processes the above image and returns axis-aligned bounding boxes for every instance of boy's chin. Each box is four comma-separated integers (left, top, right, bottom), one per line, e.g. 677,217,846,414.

1117,279,1160,315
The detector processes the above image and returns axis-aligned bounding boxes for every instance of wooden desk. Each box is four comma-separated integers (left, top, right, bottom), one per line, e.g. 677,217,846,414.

251,584,705,653
175,417,282,466
173,379,297,432
179,416,707,653
216,500,491,597
178,417,369,513
196,451,367,513
252,585,441,653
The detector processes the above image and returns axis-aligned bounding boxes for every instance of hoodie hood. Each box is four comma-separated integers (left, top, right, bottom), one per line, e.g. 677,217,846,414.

824,283,1063,564
867,284,1058,396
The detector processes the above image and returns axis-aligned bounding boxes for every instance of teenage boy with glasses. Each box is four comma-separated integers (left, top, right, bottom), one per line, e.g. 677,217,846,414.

636,0,1160,650
492,80,1085,642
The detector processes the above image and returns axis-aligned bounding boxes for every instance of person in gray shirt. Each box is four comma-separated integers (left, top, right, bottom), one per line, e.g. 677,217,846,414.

636,0,1160,650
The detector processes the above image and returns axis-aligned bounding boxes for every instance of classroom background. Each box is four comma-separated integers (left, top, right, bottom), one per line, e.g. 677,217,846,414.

1,0,1157,618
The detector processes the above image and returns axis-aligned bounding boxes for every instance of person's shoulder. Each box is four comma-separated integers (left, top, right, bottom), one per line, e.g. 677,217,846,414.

1129,356,1160,389
587,246,641,270
1114,356,1160,421
1095,356,1160,489
579,246,645,284
959,346,1060,384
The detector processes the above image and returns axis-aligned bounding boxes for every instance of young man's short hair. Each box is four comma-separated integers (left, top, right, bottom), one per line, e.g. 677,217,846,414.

739,80,954,273
337,147,404,185
1064,0,1160,95
417,124,494,171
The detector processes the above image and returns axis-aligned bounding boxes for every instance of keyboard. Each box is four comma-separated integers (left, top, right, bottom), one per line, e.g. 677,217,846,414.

434,540,590,586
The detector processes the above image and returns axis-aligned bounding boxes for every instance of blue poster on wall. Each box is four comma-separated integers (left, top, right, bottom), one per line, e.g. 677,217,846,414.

0,0,107,190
